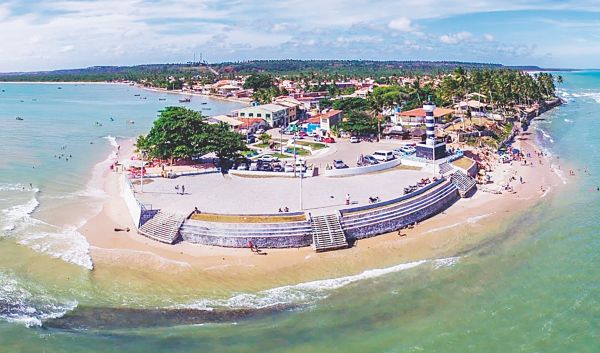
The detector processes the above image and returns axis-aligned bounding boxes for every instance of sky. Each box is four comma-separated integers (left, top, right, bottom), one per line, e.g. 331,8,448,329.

1,0,600,72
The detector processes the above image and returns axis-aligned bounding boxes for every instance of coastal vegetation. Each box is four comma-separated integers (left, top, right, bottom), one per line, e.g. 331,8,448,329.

135,107,246,166
0,60,544,83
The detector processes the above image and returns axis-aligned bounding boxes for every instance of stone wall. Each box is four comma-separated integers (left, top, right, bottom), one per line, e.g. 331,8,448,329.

179,219,313,248
342,182,459,240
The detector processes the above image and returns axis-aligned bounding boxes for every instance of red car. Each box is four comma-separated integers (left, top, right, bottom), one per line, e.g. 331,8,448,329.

323,137,335,143
298,131,308,138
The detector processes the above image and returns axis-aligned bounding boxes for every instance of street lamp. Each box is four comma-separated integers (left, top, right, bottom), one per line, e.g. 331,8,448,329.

140,150,147,193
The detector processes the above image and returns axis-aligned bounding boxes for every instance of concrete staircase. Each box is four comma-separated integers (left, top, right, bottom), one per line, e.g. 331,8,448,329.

311,214,348,252
450,171,477,197
138,210,185,244
438,162,454,175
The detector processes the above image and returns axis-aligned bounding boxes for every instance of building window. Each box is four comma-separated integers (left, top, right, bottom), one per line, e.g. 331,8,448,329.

257,113,262,118
240,112,245,117
266,114,271,118
249,113,254,117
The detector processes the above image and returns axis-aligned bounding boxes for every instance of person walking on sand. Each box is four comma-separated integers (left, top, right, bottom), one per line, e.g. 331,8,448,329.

181,185,185,195
345,193,351,205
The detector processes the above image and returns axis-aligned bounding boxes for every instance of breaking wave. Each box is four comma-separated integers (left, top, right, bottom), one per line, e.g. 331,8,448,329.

18,226,94,270
179,257,459,311
0,271,77,327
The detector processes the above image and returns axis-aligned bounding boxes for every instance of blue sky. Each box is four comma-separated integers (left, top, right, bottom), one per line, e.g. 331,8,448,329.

1,0,600,71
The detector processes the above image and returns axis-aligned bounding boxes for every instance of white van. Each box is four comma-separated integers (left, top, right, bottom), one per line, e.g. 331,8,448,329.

373,150,395,162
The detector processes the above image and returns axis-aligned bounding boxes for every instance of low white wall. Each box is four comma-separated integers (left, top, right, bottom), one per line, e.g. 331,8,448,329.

120,175,142,228
323,158,402,177
230,169,314,178
399,158,427,168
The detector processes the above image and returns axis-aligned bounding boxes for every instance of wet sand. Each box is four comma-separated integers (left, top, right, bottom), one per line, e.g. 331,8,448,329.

78,131,566,296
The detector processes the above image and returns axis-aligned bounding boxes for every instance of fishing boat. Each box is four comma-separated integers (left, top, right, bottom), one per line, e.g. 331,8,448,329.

134,94,141,97
15,117,23,121
158,98,166,101
179,97,191,103
201,102,208,105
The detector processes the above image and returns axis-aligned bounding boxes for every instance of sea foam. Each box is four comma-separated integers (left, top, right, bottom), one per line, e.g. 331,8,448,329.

18,226,94,270
179,257,459,311
0,271,77,327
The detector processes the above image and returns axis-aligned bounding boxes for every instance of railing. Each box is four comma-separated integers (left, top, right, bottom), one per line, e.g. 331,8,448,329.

340,177,446,215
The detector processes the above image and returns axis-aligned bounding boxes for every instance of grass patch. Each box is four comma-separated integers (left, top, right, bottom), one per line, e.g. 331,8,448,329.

451,157,475,170
294,141,327,150
191,213,306,223
285,148,311,156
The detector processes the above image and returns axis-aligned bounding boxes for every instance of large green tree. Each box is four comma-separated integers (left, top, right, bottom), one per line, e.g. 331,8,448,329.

136,107,246,168
337,111,379,136
136,107,210,161
243,73,274,90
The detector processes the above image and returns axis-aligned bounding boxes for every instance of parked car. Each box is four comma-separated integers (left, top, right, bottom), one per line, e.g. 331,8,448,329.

236,164,248,171
350,136,359,143
259,163,273,171
333,160,348,169
298,131,308,138
373,150,395,162
272,163,283,172
323,137,335,143
363,155,379,165
249,162,259,171
398,145,417,155
256,128,265,135
284,163,295,173
258,154,279,163
245,135,256,144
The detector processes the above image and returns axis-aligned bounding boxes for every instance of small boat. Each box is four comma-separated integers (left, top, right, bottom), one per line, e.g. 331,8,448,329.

179,97,191,103
158,98,166,101
202,107,211,110
201,102,208,105
15,117,23,121
57,87,62,90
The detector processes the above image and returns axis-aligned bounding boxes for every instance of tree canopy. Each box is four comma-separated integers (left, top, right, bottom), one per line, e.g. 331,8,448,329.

136,107,246,166
337,111,379,136
243,73,274,90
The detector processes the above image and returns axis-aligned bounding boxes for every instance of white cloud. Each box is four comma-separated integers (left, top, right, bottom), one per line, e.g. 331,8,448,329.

440,31,473,44
388,17,414,32
484,33,495,41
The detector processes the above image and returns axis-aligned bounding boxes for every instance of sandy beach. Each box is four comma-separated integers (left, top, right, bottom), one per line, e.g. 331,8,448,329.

77,124,566,294
136,84,252,105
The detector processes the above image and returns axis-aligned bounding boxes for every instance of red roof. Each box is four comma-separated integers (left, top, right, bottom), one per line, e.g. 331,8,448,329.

399,107,454,118
238,117,265,126
310,109,342,122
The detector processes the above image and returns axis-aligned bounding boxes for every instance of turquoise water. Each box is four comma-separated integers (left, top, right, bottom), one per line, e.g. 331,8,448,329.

1,75,599,352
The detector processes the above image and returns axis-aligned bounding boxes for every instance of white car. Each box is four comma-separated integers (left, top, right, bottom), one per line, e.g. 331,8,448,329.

284,163,295,173
350,136,359,143
237,164,248,170
258,154,278,162
373,150,395,162
393,146,416,156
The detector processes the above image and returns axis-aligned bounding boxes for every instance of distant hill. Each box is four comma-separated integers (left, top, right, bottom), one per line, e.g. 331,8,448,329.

0,60,550,82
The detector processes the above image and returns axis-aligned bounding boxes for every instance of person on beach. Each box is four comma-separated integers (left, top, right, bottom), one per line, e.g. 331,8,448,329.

181,185,185,195
175,185,179,193
346,193,350,205
284,206,289,212
278,208,283,213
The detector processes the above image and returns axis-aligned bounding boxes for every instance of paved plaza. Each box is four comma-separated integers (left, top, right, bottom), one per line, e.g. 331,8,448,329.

133,166,430,216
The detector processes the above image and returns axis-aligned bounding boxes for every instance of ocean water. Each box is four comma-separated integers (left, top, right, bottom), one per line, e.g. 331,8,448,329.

0,74,599,352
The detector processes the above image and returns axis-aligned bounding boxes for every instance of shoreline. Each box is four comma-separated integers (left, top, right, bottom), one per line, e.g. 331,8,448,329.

135,85,252,105
76,114,566,295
